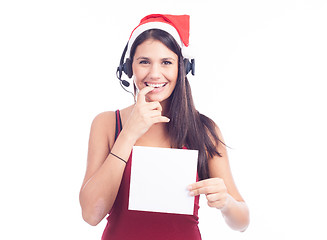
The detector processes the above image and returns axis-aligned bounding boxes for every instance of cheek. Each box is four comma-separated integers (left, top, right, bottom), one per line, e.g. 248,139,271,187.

132,68,146,86
167,67,178,85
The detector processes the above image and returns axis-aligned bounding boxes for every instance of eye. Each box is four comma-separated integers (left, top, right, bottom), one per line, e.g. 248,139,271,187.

139,60,150,64
162,60,172,65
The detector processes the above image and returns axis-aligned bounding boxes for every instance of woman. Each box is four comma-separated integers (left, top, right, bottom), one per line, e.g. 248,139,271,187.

79,14,249,239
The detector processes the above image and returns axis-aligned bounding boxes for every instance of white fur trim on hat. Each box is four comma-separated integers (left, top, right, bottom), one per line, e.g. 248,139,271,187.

125,22,190,59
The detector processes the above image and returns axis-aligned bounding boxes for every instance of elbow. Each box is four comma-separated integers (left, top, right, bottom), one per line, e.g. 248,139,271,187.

227,218,249,232
228,217,250,232
240,205,250,232
80,198,108,226
234,206,250,232
237,206,250,232
222,200,250,232
82,210,103,226
238,220,250,232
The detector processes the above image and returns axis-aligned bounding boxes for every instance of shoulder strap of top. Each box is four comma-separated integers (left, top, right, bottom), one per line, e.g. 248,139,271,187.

114,110,122,141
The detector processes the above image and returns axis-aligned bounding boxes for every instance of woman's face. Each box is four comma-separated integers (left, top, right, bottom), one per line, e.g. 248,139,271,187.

132,39,179,103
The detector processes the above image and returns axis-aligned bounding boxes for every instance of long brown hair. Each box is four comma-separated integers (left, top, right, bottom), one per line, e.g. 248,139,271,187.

129,29,223,180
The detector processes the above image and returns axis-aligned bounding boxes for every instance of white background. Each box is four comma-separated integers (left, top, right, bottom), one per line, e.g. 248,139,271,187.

1,0,326,239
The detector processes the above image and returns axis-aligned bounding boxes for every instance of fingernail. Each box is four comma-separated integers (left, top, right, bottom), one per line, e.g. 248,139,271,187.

187,185,192,191
189,191,194,196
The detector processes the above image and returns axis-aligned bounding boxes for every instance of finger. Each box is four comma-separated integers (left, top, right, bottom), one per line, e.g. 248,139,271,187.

146,110,163,118
206,193,219,203
207,197,228,209
151,116,170,124
207,200,225,209
190,185,217,196
137,86,154,103
188,178,221,191
206,192,224,203
147,101,162,111
207,201,218,208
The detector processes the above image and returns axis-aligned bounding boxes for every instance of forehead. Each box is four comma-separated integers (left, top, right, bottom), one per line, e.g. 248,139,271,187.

134,39,178,59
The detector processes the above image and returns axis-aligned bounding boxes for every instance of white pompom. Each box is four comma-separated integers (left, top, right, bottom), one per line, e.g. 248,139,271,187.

181,46,194,59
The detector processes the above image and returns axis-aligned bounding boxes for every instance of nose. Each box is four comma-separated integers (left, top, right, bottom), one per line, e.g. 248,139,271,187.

148,63,161,80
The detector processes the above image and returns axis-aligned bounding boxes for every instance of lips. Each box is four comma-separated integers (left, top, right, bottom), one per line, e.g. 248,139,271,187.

145,82,168,88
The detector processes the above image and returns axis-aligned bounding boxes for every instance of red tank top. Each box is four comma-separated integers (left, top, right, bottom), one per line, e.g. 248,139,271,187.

101,110,201,240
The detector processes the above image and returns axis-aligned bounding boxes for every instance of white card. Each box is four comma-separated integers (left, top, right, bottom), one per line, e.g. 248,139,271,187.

128,146,198,215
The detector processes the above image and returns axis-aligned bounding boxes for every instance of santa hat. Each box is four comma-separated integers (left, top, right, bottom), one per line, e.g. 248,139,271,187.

126,14,192,59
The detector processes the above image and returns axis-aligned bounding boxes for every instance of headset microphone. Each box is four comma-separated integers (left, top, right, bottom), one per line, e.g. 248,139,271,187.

121,80,130,87
116,65,130,87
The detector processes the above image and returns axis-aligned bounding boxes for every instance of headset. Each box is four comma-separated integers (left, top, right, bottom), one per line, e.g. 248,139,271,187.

116,43,195,89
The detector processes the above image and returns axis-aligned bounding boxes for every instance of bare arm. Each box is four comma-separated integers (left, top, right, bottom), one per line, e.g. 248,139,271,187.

188,126,250,231
79,112,135,226
79,87,170,226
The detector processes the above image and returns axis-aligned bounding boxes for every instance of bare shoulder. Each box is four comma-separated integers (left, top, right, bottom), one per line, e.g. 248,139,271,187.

92,111,115,127
90,111,116,149
90,107,134,148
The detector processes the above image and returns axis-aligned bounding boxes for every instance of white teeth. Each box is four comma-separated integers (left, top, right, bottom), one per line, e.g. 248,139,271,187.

147,83,166,88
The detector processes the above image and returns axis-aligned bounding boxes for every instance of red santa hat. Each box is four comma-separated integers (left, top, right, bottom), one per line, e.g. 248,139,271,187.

126,14,192,59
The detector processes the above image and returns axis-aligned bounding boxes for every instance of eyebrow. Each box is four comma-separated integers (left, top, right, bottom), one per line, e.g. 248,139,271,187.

136,56,176,61
136,57,149,60
162,57,176,62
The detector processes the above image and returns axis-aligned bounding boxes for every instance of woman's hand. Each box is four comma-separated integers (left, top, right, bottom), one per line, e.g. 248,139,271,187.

188,178,230,210
123,86,170,142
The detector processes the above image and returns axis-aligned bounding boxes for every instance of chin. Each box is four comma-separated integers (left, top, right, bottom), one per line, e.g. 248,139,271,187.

146,96,166,103
146,92,171,103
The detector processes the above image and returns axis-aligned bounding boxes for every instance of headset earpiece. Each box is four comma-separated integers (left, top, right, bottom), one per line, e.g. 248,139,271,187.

184,58,195,76
117,44,133,80
116,43,133,88
123,58,133,78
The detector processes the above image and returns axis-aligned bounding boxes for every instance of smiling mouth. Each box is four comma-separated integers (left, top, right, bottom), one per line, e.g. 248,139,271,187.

145,82,168,88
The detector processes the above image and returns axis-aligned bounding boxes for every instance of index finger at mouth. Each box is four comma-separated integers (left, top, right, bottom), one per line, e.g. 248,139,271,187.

137,86,154,103
148,101,162,111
